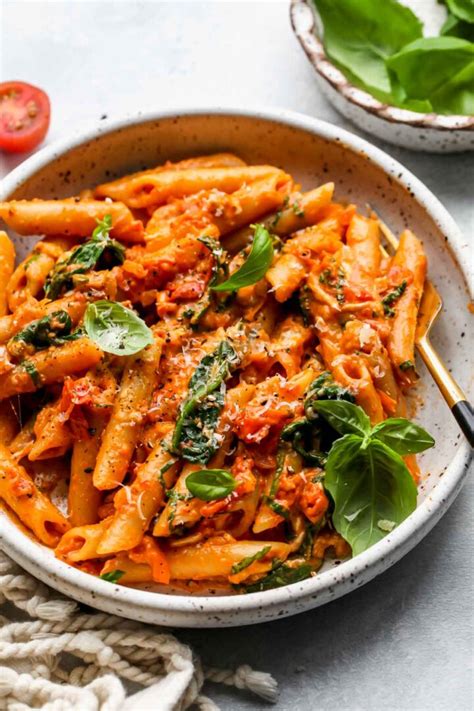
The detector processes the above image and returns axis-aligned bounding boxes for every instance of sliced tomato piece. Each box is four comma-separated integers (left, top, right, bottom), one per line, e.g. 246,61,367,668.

0,81,51,153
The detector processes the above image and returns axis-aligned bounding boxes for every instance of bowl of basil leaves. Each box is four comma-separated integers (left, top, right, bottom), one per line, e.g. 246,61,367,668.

291,0,474,152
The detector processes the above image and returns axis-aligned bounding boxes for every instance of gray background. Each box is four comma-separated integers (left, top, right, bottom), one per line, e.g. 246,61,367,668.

1,2,473,710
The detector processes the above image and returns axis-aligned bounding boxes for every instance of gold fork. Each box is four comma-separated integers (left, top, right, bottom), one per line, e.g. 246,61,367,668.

370,208,474,447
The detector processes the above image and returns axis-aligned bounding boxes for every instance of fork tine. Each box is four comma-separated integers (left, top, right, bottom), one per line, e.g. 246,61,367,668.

367,207,473,443
367,205,400,252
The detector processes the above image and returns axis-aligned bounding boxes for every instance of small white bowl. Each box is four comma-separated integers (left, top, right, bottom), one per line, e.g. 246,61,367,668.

0,108,471,627
290,0,474,153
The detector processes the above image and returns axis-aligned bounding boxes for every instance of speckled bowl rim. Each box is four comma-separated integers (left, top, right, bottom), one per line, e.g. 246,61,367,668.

0,107,471,623
290,0,474,132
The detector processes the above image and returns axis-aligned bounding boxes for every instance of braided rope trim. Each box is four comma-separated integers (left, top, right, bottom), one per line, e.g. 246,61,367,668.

0,550,278,710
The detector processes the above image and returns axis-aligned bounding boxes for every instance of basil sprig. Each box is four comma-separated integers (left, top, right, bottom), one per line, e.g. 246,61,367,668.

315,401,435,556
84,300,153,356
211,224,273,292
185,469,236,501
44,215,125,299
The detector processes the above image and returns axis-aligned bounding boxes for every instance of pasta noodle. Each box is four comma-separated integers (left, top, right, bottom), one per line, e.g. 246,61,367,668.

0,154,429,594
0,231,15,316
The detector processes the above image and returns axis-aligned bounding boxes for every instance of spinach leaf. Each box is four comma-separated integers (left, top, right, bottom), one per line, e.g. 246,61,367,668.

84,300,153,356
280,372,355,465
44,215,125,299
371,418,435,455
199,235,229,285
178,385,225,463
304,371,355,419
12,311,80,350
21,359,41,387
100,570,125,583
211,224,273,292
237,561,313,593
313,0,423,100
231,546,272,575
313,400,371,438
324,434,417,556
387,37,474,115
171,340,240,462
316,400,435,555
185,469,236,501
183,236,229,326
280,419,326,466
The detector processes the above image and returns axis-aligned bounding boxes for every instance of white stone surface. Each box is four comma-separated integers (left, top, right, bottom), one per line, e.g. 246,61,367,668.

1,2,473,710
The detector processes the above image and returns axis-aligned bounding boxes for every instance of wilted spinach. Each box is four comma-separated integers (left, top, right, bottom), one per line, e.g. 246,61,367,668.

171,340,240,463
183,236,229,327
236,560,313,593
12,310,81,350
44,215,125,299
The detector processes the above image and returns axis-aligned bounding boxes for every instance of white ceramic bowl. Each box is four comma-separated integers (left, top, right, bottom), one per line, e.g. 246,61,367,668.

290,0,474,153
0,108,471,627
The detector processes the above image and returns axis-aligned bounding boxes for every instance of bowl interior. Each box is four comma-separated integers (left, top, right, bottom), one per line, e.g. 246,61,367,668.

0,111,471,613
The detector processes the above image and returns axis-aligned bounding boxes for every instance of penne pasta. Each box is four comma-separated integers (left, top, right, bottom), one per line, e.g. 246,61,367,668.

0,231,15,316
0,443,69,546
6,236,75,311
388,230,427,382
0,199,144,243
0,337,103,400
95,165,290,209
93,335,163,490
0,155,430,591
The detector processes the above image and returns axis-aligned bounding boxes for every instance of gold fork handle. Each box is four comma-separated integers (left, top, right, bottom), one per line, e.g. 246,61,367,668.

417,337,474,447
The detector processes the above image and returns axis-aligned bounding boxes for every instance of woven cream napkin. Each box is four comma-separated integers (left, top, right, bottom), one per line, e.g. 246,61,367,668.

0,551,278,710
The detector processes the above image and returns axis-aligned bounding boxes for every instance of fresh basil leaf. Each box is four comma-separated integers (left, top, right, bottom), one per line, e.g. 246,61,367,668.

185,469,236,501
429,60,474,115
441,12,474,41
84,300,153,356
211,224,273,292
100,570,125,583
231,546,272,575
238,561,313,593
446,0,474,23
387,37,474,116
371,418,435,455
324,435,417,556
314,400,371,437
313,0,423,100
44,215,125,299
171,340,240,460
12,311,79,350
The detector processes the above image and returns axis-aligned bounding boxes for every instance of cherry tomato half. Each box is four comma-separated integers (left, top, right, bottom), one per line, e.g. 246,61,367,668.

0,81,51,154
